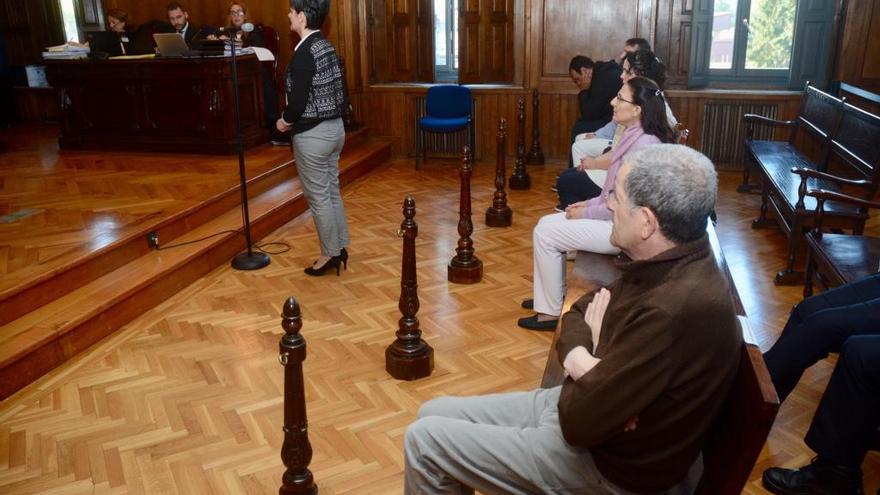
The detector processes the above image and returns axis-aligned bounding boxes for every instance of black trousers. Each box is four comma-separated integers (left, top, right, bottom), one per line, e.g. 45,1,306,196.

555,167,602,209
763,272,880,467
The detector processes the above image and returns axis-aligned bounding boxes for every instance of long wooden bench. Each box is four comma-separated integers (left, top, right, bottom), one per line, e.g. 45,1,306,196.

541,223,779,495
741,84,880,286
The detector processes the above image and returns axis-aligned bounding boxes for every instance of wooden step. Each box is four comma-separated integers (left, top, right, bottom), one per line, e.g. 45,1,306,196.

0,127,372,326
0,137,391,400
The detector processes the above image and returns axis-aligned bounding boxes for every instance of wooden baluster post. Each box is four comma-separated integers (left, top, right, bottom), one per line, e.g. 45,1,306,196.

527,88,545,165
279,297,317,495
485,118,513,227
508,96,531,190
448,146,483,283
386,196,434,380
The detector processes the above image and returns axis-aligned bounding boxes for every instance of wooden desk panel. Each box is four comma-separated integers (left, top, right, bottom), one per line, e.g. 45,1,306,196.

45,56,268,154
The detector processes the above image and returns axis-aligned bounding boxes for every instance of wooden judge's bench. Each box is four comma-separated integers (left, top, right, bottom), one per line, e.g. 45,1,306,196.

45,55,268,154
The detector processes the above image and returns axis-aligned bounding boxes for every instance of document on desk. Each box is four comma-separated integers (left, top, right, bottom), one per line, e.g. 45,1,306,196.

110,54,157,60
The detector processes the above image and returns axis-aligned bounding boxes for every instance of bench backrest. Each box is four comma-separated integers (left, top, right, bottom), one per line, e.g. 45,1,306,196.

541,223,779,494
829,101,880,195
794,84,845,147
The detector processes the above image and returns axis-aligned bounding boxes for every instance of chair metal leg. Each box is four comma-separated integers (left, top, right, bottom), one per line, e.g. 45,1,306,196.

415,128,421,170
422,129,428,166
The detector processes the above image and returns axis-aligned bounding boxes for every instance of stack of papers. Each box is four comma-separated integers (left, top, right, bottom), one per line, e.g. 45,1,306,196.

42,43,89,60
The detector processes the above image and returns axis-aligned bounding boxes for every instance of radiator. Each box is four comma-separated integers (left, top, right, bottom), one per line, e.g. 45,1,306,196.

700,102,778,170
413,96,479,159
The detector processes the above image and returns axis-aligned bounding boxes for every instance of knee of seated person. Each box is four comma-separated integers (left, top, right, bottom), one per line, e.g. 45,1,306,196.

405,415,447,451
417,396,459,419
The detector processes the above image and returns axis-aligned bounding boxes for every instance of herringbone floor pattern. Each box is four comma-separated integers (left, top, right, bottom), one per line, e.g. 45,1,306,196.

0,156,878,494
0,125,291,296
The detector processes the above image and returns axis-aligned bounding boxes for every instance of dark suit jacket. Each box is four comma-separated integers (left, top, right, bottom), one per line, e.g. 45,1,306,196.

182,23,217,46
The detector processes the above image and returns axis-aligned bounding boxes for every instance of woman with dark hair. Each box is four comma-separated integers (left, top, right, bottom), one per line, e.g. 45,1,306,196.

561,52,675,209
276,0,350,276
518,76,673,331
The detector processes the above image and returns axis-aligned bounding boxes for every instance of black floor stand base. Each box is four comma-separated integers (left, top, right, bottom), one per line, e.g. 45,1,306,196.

232,251,271,270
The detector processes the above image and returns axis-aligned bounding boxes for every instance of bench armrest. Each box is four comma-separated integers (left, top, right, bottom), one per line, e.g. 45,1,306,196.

790,167,873,209
743,114,795,128
806,188,880,210
805,188,880,233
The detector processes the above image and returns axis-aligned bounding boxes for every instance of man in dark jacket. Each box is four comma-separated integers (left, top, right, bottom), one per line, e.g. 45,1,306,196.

568,55,622,166
403,145,741,494
166,2,214,46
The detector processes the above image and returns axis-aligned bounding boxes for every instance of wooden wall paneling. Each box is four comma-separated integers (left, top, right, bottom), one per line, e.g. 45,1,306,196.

834,0,880,92
475,0,515,83
415,0,434,82
459,0,482,83
367,0,390,83
389,0,419,81
0,0,65,66
864,1,880,81
530,0,656,93
654,0,693,88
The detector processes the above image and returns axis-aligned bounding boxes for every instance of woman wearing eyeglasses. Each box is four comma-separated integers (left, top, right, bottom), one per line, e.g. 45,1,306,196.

518,76,674,331
218,3,257,44
559,49,676,210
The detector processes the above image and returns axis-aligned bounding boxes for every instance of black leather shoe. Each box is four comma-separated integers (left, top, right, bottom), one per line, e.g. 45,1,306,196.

517,314,558,331
762,457,864,495
521,299,534,310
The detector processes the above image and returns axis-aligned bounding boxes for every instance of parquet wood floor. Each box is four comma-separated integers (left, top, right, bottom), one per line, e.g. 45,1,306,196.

0,124,292,297
0,154,877,494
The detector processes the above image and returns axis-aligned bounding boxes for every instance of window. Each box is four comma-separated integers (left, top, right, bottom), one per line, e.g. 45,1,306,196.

689,0,836,89
434,0,459,82
59,0,82,43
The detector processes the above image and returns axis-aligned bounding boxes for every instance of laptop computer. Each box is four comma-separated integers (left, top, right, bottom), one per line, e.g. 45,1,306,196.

153,33,194,57
86,31,123,57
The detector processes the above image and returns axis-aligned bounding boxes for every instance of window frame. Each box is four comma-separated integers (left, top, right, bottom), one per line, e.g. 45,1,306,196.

689,0,836,90
434,0,458,83
707,0,793,86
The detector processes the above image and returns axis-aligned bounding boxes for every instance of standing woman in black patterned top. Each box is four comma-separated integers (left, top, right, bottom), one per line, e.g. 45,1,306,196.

277,0,350,276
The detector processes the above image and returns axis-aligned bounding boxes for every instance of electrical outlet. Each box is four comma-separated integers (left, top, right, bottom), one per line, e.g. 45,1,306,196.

148,231,159,250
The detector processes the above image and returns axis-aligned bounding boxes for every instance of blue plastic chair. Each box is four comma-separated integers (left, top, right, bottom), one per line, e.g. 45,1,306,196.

416,85,474,169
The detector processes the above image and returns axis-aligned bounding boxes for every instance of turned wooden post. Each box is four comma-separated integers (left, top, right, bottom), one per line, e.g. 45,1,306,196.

448,146,483,284
485,118,513,227
527,88,545,165
338,56,361,132
279,297,317,495
508,96,531,190
386,196,434,380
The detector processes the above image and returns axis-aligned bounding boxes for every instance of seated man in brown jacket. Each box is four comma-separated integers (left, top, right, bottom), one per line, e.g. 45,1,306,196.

404,144,742,494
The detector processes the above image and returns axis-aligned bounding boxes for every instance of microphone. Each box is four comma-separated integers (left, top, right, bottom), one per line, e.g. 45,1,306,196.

220,22,254,35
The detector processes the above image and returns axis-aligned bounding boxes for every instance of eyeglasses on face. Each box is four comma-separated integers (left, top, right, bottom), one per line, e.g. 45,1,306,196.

615,93,637,105
230,10,245,16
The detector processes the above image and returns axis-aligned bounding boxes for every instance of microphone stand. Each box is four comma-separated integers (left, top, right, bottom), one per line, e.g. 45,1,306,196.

230,29,270,270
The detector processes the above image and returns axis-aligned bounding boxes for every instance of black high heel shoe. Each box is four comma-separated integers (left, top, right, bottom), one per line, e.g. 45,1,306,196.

339,248,349,270
304,256,341,276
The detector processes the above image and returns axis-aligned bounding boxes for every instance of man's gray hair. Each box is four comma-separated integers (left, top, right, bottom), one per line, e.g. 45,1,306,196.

623,144,717,244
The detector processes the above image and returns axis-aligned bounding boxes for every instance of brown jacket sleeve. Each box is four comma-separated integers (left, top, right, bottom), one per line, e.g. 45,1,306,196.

555,289,599,363
557,306,677,447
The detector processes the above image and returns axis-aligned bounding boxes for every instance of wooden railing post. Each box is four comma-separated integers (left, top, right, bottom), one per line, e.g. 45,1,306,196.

486,118,513,227
448,146,483,284
528,88,545,165
386,196,434,380
509,96,531,190
279,297,317,495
